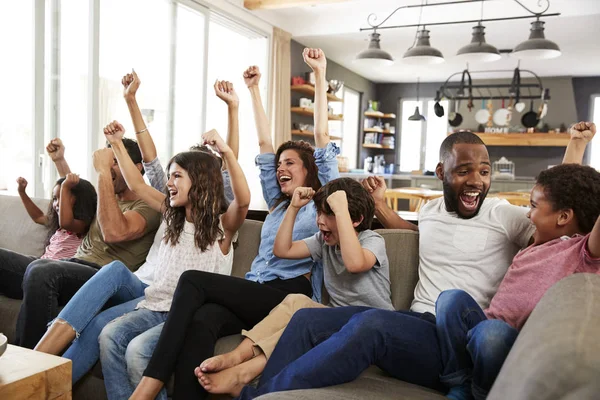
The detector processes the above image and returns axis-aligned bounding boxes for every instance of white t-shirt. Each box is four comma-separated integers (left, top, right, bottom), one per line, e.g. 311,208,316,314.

410,197,535,315
133,221,167,285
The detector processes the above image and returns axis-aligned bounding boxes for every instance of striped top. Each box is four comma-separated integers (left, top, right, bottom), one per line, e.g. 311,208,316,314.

41,229,83,260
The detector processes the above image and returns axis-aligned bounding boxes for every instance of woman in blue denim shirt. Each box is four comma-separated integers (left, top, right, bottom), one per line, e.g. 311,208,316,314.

131,48,339,400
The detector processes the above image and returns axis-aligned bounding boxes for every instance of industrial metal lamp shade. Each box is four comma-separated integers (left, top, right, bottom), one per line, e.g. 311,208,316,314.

512,20,561,60
408,106,426,121
456,24,501,63
403,29,444,65
354,32,394,67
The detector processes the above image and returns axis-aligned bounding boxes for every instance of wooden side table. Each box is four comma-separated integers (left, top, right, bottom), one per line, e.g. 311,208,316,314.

0,344,72,399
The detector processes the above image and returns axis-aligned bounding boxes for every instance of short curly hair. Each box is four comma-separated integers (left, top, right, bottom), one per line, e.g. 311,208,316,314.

536,164,600,233
312,178,374,232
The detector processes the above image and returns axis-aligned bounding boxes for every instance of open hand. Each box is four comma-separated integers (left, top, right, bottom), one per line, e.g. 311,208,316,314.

214,80,239,107
569,121,596,143
46,138,65,162
16,177,28,193
243,66,261,88
291,187,315,209
122,70,141,99
202,129,230,155
361,176,387,204
326,190,348,214
103,121,126,144
62,173,80,190
303,48,326,72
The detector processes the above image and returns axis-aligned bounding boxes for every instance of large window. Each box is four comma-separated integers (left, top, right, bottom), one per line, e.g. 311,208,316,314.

591,95,600,169
3,1,271,207
399,99,448,172
0,1,34,194
340,88,359,169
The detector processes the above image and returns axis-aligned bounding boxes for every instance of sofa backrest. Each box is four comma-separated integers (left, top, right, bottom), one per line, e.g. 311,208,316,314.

0,195,49,257
231,220,263,279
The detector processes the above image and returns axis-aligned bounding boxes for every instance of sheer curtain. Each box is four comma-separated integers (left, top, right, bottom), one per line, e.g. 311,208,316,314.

269,27,292,149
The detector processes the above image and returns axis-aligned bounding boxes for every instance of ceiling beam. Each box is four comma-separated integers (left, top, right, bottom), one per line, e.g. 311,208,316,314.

244,0,350,11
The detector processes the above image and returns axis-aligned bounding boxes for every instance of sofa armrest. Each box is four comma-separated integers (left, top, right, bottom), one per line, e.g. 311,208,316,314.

488,273,600,400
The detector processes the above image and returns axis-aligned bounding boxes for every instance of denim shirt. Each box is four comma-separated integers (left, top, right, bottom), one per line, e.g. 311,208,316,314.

142,157,234,203
246,142,340,302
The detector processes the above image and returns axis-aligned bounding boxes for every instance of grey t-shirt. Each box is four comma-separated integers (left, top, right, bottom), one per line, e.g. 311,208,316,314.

304,230,394,310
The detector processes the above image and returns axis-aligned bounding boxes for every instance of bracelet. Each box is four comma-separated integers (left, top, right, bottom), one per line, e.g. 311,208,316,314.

135,128,148,135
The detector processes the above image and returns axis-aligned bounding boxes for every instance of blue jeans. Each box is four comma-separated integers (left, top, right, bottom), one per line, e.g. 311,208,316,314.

237,306,444,400
55,261,148,382
125,323,167,400
435,290,519,400
99,307,168,400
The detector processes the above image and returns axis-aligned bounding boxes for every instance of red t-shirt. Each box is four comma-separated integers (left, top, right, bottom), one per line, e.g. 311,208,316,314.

485,234,600,330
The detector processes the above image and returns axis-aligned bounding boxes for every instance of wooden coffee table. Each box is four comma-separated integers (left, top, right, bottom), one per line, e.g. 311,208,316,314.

0,344,71,399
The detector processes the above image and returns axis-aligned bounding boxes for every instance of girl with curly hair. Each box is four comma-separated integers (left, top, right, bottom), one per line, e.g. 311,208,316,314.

33,74,248,398
130,48,340,400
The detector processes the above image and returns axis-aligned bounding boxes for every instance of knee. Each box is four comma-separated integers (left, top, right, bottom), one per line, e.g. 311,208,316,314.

344,309,390,338
469,320,518,359
23,260,53,288
435,289,470,317
282,293,311,308
103,261,130,277
98,320,123,354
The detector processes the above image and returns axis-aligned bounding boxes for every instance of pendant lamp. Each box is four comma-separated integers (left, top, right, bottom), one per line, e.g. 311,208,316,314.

354,30,394,67
456,23,501,63
403,28,444,65
512,19,561,59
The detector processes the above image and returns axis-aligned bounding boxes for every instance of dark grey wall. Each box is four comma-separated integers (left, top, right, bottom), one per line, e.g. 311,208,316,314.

290,40,376,167
376,77,592,177
572,77,600,121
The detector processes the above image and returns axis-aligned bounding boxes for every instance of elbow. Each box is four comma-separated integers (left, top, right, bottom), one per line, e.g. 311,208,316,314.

101,228,127,244
345,262,370,274
273,245,285,259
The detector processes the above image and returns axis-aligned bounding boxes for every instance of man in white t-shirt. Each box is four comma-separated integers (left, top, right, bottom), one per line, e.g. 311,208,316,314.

235,131,538,399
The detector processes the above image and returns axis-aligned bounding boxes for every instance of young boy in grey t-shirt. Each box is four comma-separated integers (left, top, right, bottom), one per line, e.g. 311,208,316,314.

194,178,393,395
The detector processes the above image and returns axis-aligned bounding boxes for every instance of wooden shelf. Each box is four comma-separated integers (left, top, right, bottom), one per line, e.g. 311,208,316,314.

291,130,342,141
364,127,394,134
364,111,396,119
291,84,343,102
291,107,343,120
470,133,571,147
363,144,395,150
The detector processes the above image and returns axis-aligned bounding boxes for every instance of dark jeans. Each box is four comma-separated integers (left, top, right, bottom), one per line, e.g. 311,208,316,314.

236,306,445,400
142,270,312,400
15,257,100,348
435,290,519,400
0,248,38,299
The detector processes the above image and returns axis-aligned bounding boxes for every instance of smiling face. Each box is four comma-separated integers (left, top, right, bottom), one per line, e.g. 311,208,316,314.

167,162,192,209
51,184,61,214
437,143,491,219
277,149,309,196
109,157,130,194
527,184,566,245
316,212,340,246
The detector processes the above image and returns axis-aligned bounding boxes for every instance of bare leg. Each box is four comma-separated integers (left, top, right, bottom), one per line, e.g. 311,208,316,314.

34,319,76,355
129,376,164,400
196,355,267,396
199,337,256,373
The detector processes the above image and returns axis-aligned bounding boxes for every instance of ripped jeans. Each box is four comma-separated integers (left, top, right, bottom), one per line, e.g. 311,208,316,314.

53,261,148,382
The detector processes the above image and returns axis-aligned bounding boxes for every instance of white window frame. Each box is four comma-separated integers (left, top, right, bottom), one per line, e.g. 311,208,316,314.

590,94,600,169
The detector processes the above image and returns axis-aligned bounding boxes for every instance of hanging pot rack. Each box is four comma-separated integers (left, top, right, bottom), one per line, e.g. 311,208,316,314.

438,68,549,101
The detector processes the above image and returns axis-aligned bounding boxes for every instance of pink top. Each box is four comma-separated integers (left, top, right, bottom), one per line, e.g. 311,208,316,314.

40,228,83,260
485,234,600,331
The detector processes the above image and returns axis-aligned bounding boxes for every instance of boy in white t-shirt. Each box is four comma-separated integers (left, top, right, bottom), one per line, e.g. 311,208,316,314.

234,129,588,400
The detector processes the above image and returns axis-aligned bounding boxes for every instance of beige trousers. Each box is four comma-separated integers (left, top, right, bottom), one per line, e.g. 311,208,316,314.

242,293,327,359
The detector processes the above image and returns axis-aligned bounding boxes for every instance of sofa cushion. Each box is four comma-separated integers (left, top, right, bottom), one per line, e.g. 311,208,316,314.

0,194,49,257
488,273,600,400
374,229,420,310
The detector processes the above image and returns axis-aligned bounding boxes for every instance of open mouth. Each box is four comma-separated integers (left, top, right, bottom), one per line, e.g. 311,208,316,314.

321,229,332,242
169,189,178,199
459,191,481,212
278,175,292,185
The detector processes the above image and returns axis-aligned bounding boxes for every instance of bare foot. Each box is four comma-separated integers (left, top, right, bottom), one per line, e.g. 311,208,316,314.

199,338,255,372
195,356,266,396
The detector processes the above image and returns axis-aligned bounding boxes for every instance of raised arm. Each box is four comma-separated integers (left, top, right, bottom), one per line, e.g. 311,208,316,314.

16,177,47,225
327,191,376,273
58,173,90,234
103,121,165,213
214,80,240,160
244,66,274,154
562,122,596,164
201,130,249,239
122,70,157,163
303,48,329,148
46,138,71,178
273,187,313,259
362,176,418,231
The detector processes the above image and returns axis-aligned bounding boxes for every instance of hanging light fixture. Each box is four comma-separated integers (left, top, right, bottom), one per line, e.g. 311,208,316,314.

456,1,500,63
354,29,394,67
408,78,426,121
403,27,444,65
511,18,561,59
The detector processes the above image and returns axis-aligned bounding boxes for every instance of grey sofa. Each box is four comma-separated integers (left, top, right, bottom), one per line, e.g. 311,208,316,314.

1,194,599,400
